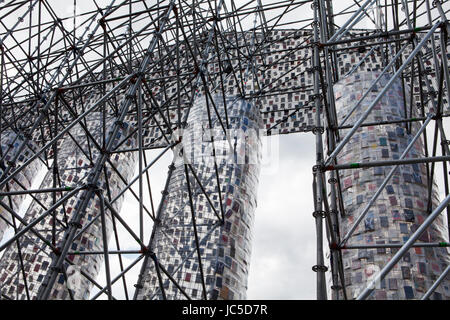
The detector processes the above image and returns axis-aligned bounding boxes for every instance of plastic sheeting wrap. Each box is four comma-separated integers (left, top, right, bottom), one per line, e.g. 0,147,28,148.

0,114,137,300
0,131,42,242
332,72,450,300
136,95,262,300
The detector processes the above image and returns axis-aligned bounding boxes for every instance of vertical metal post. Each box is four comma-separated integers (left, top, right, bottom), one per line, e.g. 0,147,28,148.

98,191,113,300
138,82,144,243
317,0,345,300
312,0,327,300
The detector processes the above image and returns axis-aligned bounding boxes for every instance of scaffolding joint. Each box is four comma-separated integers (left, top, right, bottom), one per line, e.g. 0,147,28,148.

309,93,323,103
193,65,200,76
431,113,441,121
99,18,106,30
313,164,325,173
420,68,433,76
329,209,339,216
313,210,327,219
86,182,101,193
312,126,324,135
68,221,82,229
329,242,340,251
428,90,437,98
140,246,155,259
114,119,126,128
69,45,79,54
6,160,15,168
209,14,222,22
312,265,328,273
307,66,321,73
130,76,138,85
331,285,342,291
436,15,448,29
23,131,33,140
327,176,337,183
52,248,62,257
100,147,110,155
135,71,145,79
39,94,48,104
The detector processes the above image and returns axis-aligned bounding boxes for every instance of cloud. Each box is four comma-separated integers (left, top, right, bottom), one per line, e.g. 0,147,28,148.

247,133,317,299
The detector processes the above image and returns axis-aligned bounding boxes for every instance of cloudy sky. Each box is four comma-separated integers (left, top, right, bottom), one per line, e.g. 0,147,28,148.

247,133,317,299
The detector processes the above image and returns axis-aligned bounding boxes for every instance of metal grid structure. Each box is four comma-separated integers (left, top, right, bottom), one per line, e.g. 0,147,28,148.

0,0,449,300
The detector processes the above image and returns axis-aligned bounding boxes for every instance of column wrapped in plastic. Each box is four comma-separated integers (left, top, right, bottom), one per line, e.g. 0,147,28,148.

136,94,262,300
0,113,137,300
0,131,42,242
332,71,450,300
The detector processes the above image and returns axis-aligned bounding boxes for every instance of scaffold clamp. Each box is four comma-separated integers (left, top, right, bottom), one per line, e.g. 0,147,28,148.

312,265,328,273
313,210,327,219
312,164,325,173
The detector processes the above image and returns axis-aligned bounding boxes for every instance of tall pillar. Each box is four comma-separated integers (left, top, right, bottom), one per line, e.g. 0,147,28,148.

333,71,450,299
0,131,42,242
0,114,137,300
135,95,262,300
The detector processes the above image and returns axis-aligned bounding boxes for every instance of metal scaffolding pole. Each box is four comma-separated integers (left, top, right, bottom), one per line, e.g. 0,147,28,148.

312,0,327,300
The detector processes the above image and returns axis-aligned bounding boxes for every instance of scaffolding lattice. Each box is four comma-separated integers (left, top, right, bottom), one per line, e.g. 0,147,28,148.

0,0,448,300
